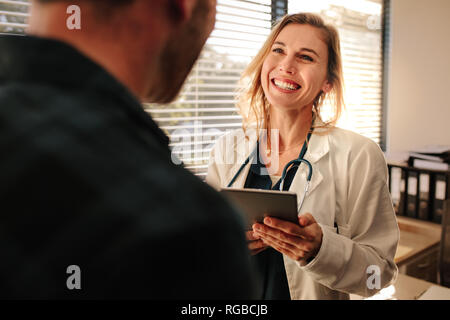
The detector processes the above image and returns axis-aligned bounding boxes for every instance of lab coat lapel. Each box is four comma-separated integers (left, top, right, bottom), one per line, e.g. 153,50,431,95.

289,132,329,212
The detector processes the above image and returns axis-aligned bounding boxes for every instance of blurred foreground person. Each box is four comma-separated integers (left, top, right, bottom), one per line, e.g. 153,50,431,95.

0,0,256,299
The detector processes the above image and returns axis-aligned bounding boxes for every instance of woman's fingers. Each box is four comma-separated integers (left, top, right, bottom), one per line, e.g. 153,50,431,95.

259,234,306,261
262,217,313,240
246,229,268,255
253,223,313,252
246,229,260,241
248,238,268,255
298,213,316,228
252,216,323,262
248,239,266,250
255,229,302,252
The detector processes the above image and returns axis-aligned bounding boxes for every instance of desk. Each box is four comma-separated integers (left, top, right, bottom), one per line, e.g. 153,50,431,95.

395,216,441,283
391,274,438,300
351,273,450,300
351,216,445,300
395,216,441,266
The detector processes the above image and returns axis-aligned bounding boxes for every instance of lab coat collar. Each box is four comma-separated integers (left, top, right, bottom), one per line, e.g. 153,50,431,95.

222,119,331,192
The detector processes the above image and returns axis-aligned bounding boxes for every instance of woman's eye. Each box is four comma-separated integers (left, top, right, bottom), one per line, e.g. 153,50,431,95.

300,55,313,62
272,48,283,54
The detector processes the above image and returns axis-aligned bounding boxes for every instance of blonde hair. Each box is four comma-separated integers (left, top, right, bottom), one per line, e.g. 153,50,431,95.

237,13,345,139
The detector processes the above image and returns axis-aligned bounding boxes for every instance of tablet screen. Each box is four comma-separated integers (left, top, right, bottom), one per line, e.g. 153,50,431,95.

220,187,298,229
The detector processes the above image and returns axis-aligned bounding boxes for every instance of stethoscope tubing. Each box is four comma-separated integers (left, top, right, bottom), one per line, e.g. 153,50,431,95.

227,132,313,213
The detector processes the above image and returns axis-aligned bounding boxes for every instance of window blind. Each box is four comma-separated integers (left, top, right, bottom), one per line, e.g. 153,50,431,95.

145,0,273,178
0,0,29,34
288,0,385,147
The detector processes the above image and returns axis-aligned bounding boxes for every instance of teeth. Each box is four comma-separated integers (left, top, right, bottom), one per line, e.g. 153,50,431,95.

274,79,299,91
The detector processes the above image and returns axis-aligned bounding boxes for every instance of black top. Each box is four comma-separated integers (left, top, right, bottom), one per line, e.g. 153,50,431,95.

243,142,304,300
0,35,256,299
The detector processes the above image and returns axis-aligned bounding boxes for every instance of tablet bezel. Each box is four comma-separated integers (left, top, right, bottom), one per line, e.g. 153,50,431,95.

219,187,299,229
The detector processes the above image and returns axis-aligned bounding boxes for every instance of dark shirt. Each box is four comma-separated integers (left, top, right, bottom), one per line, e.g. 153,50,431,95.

244,143,299,300
0,35,256,299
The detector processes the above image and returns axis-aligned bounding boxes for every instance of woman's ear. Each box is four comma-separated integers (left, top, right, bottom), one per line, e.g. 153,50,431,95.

171,0,196,22
322,80,333,94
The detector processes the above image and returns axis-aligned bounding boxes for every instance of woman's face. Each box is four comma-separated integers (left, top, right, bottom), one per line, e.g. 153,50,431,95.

261,24,331,112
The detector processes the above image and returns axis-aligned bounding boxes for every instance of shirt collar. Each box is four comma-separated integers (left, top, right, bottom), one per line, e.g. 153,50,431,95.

0,34,169,147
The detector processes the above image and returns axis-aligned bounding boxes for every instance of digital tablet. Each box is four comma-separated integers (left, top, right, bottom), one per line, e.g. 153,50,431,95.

220,187,298,229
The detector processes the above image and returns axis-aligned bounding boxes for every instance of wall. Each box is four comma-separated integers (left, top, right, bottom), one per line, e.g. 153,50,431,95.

387,0,450,153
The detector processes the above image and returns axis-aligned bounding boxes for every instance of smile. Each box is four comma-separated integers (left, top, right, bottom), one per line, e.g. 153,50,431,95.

272,78,301,91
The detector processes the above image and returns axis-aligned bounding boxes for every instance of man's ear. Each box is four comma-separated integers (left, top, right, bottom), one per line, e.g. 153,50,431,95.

322,80,332,94
171,0,197,22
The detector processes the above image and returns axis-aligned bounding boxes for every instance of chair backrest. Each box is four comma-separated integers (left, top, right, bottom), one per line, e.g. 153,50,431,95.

439,199,450,287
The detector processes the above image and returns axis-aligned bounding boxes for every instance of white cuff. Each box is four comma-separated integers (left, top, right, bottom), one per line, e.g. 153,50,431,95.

296,223,352,282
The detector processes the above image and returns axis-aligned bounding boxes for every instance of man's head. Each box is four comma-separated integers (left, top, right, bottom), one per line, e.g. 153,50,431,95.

149,0,217,103
29,0,217,103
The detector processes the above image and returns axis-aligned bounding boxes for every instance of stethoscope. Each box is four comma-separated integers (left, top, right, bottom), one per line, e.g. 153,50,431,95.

227,131,313,213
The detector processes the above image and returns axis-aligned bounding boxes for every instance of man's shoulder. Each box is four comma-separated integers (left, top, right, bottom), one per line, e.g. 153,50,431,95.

0,81,147,152
0,81,105,126
145,162,247,230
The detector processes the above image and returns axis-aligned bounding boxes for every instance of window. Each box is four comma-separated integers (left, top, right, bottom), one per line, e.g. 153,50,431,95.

0,0,29,34
288,0,387,148
0,0,389,179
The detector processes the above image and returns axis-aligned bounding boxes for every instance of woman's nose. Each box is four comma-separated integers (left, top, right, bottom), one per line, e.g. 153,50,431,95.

278,57,296,75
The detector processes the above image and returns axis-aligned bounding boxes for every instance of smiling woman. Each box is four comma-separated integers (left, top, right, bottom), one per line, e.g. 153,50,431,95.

238,13,344,141
261,24,331,130
206,12,399,300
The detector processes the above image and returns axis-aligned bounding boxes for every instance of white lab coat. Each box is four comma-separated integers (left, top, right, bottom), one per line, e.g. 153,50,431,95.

205,123,399,300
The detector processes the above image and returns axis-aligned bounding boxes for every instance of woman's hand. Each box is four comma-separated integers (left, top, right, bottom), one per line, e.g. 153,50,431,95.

245,230,268,255
252,213,323,263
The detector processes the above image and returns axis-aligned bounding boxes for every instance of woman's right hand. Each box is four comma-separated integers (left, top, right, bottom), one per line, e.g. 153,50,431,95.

246,229,268,255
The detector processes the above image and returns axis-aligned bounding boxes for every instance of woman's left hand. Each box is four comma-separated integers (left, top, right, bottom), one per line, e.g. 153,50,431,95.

252,213,323,264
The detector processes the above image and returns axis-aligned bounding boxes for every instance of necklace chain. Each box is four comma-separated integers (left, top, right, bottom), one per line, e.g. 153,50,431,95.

277,141,306,154
264,141,305,155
